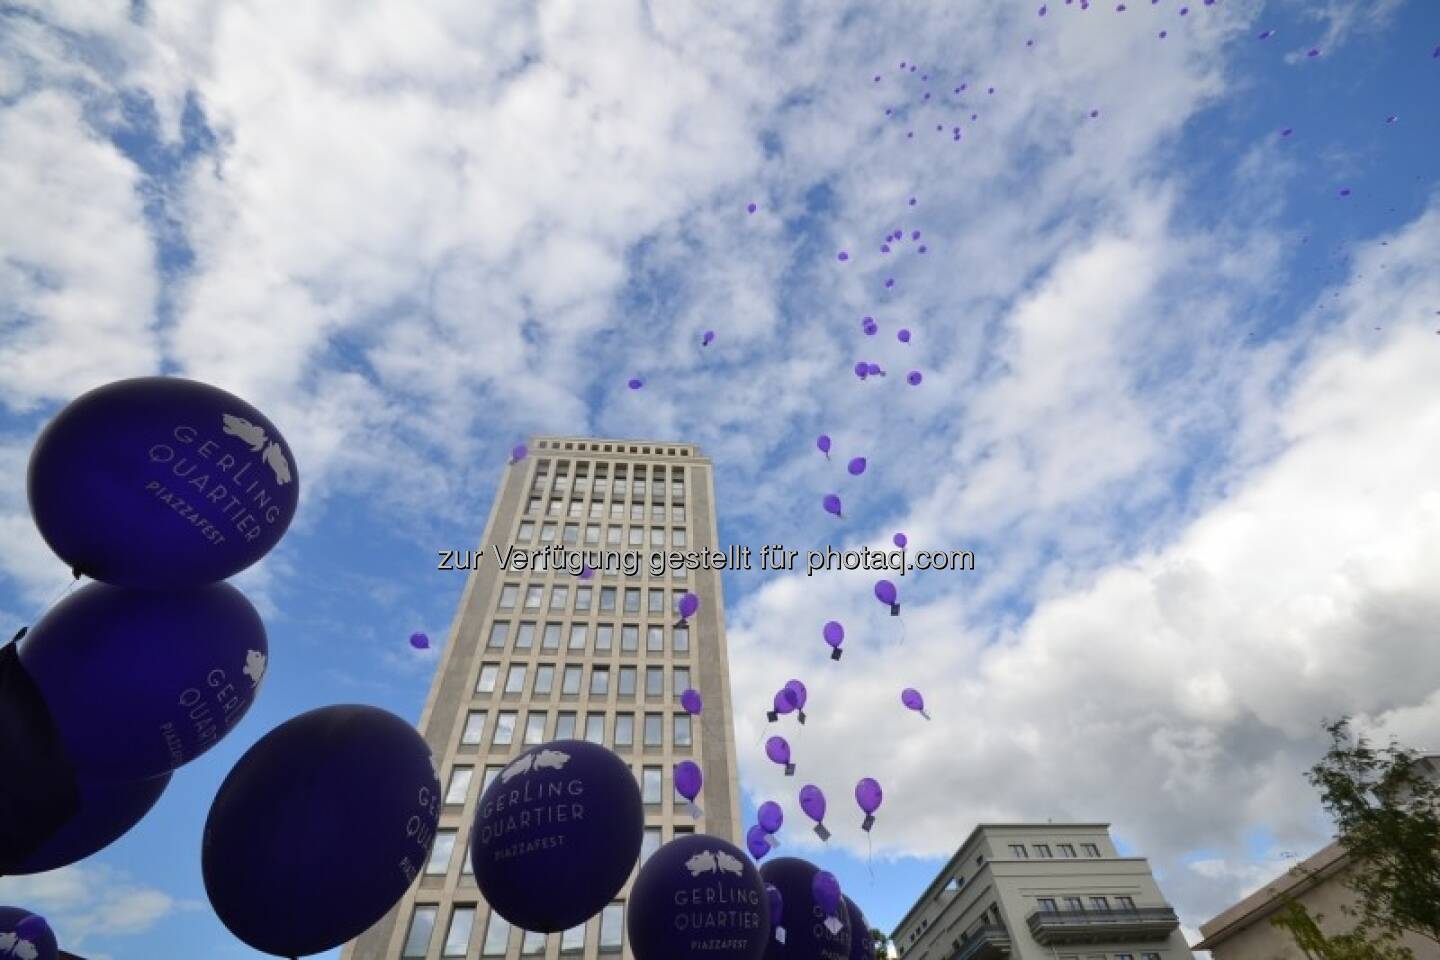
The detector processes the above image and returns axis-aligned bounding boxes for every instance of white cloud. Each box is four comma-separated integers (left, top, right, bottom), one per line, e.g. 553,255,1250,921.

0,864,196,950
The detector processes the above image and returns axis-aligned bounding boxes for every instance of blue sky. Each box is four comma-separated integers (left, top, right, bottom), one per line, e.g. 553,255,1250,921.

2,0,1439,956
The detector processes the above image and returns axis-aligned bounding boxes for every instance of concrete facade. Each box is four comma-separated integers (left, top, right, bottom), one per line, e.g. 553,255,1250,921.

892,824,1194,960
342,436,741,960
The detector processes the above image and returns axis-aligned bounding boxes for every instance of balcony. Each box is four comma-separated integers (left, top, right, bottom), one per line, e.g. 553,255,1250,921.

948,925,1012,960
1027,907,1180,945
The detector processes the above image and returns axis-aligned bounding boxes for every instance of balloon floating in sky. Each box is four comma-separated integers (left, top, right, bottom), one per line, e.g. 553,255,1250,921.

409,632,429,650
758,800,783,843
784,680,808,724
6,770,171,875
702,330,716,346
628,378,644,390
18,580,268,781
817,434,832,459
862,317,878,335
902,687,931,720
854,362,869,380
855,777,884,832
799,784,830,841
510,443,527,463
747,202,757,213
847,457,866,476
0,908,57,960
837,251,849,262
866,362,885,377
748,824,771,860
765,736,795,776
629,832,769,960
27,376,299,588
680,688,703,715
676,592,700,622
875,578,900,615
813,870,844,934
768,688,794,723
893,532,908,548
898,328,912,342
1258,29,1274,39
472,739,643,932
908,370,923,386
823,620,845,660
674,760,704,819
823,494,843,518
202,704,440,958
760,858,850,960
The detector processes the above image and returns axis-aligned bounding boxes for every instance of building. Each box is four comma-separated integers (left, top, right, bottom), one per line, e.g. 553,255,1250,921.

891,824,1193,960
1194,754,1440,960
343,436,742,960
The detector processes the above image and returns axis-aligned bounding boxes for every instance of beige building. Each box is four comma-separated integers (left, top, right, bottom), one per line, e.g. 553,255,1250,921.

891,824,1193,960
343,436,742,960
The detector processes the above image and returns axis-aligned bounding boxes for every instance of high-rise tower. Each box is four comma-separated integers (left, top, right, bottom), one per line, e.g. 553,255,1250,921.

344,436,741,960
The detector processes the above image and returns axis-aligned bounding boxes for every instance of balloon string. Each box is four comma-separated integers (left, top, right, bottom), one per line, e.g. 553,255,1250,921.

11,570,84,643
868,831,874,882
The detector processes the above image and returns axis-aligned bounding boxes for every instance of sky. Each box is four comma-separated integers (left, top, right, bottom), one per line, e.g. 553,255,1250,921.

1,0,1439,956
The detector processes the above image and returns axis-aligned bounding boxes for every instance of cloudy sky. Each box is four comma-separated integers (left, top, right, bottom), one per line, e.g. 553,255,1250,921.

2,0,1438,956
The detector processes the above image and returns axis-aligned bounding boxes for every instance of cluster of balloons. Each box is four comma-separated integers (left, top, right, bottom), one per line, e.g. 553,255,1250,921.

2,378,299,955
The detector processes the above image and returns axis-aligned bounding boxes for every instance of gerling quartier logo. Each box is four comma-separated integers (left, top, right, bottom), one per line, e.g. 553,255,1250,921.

0,930,40,960
500,748,571,783
222,413,293,486
244,649,267,686
684,849,745,878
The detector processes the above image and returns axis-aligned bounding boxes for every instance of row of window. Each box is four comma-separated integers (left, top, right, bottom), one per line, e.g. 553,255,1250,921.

528,499,687,522
530,439,691,455
1036,895,1138,913
1056,954,1163,960
484,621,690,657
530,475,685,498
516,521,689,552
422,820,685,886
476,662,691,699
457,708,694,755
498,586,697,619
444,762,689,810
1009,842,1102,859
402,900,625,958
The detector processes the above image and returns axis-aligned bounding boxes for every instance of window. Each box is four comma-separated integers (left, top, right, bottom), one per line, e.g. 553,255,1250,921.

622,625,639,652
1037,898,1058,913
618,666,637,696
614,477,628,495
672,504,685,521
591,666,610,696
600,587,617,611
1089,897,1109,911
628,526,643,546
600,903,624,953
445,766,473,805
1082,844,1101,857
1116,955,1135,960
514,622,535,650
561,922,586,955
640,825,662,861
615,713,634,746
524,711,547,745
499,584,518,609
526,497,541,515
569,624,588,651
505,664,527,694
482,764,504,795
1035,844,1052,858
609,501,623,519
585,713,604,744
1115,896,1136,911
644,713,663,747
649,527,663,547
551,585,570,610
427,830,457,875
518,521,535,541
462,711,488,745
645,667,664,697
1010,844,1029,858
522,930,548,955
672,528,687,548
606,525,622,545
674,713,693,746
1140,954,1161,960
444,906,476,957
672,564,686,581
548,498,563,516
1064,898,1085,912
534,664,554,695
587,501,602,519
542,622,561,650
650,503,664,521
585,524,600,544
648,589,664,614
1058,844,1076,858
555,712,577,740
562,665,582,695
482,910,511,957
673,626,689,653
651,478,664,497
561,523,578,545
567,501,582,519
630,502,644,522
524,585,543,609
494,711,517,746
595,624,613,651
645,626,663,652
625,588,641,613
672,479,684,497
488,621,509,650
402,905,438,958
643,766,662,803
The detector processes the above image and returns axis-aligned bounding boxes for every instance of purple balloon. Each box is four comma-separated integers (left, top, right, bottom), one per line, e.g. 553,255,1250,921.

907,370,923,386
774,689,796,715
822,621,844,648
677,592,700,619
866,363,884,376
902,688,925,712
823,494,843,517
765,736,791,766
854,362,869,380
862,318,878,335
674,761,703,801
799,784,826,823
813,870,843,917
875,579,898,606
855,778,883,815
748,825,771,860
817,434,832,455
628,378,643,389
767,883,784,927
837,251,849,262
511,444,527,462
847,457,866,476
784,680,808,710
893,532,908,548
409,632,430,650
747,202,758,213
680,688,703,715
758,801,784,834
898,328,911,342
702,330,715,346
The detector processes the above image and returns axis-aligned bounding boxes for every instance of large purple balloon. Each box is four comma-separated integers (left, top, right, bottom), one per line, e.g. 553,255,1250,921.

677,592,700,620
472,739,643,932
847,457,866,476
799,785,827,824
765,737,794,775
27,377,298,588
0,908,57,960
0,642,80,871
823,494,843,517
18,580,268,781
7,771,171,874
758,801,783,834
747,825,771,860
680,688,703,715
760,858,851,960
202,705,440,957
845,897,872,960
813,870,842,918
675,761,703,801
628,833,769,960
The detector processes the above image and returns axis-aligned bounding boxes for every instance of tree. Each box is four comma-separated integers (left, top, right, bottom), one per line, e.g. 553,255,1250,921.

870,926,891,960
1272,717,1440,957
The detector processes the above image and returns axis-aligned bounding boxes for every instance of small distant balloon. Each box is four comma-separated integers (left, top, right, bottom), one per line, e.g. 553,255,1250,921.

628,378,643,390
766,884,786,944
1307,48,1320,57
1281,128,1294,137
847,457,866,476
866,363,884,376
784,680,808,713
409,632,430,650
799,784,830,840
748,824,771,860
817,434,832,458
862,317,878,335
907,371,923,386
885,278,895,288
702,330,715,346
1385,116,1398,124
511,444,528,463
854,362,869,380
823,494,843,517
1258,29,1273,39
747,202,758,213
898,328,911,342
837,251,849,262
758,800,784,836
875,579,899,614
855,778,883,832
674,761,703,819
822,621,844,660
766,736,794,775
908,196,917,205
680,688,703,715
902,687,931,720
893,532,908,548
677,592,700,621
1339,188,1352,197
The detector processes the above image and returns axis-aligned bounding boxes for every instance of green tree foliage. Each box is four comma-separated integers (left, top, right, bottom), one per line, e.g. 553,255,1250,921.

1270,899,1413,960
870,927,890,960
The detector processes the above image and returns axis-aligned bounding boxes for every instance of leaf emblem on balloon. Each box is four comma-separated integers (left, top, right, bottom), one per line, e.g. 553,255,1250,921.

221,413,293,486
683,849,744,877
244,649,267,686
